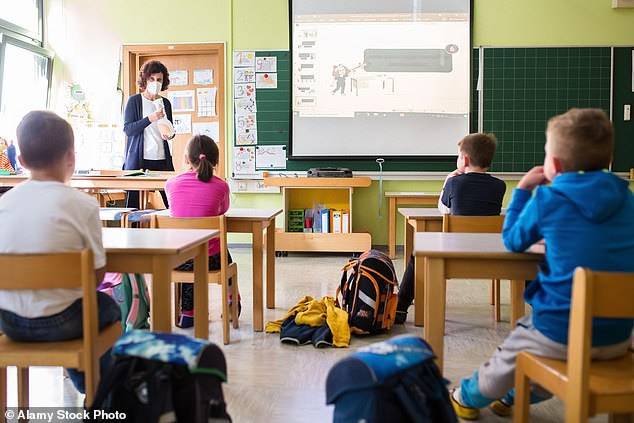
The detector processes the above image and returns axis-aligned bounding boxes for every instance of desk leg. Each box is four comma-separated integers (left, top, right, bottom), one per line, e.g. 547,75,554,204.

151,258,172,333
252,222,264,331
414,255,425,327
194,243,210,340
404,219,413,273
388,198,396,258
425,257,446,372
266,220,276,309
510,279,526,325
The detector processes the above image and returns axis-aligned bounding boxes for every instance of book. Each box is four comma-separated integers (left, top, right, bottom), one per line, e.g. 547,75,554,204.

342,210,350,233
320,209,330,233
331,209,342,233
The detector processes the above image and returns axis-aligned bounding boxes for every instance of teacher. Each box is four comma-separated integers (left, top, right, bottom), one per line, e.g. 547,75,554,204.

123,60,175,209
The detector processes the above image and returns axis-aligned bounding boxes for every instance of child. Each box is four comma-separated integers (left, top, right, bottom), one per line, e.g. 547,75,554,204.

395,133,506,324
165,134,236,328
0,110,121,394
450,108,634,420
0,137,14,173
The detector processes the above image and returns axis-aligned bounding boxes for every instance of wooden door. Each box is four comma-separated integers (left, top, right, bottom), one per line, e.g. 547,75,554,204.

122,43,226,178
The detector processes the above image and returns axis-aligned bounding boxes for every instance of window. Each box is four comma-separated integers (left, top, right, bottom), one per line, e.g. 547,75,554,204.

0,0,43,42
0,0,52,150
0,35,52,143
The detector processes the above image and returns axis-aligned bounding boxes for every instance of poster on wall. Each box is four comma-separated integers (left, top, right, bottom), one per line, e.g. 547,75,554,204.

192,122,220,142
256,145,286,169
193,69,213,85
170,70,188,86
173,114,192,134
234,97,257,114
255,56,277,73
234,68,256,84
256,73,277,89
234,51,256,67
233,146,256,174
234,83,256,98
167,90,195,112
197,88,217,117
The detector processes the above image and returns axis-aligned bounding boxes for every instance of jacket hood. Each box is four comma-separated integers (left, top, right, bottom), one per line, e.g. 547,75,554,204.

549,170,629,222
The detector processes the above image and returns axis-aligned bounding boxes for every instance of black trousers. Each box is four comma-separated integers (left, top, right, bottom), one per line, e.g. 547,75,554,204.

124,158,172,209
397,254,415,311
176,251,234,312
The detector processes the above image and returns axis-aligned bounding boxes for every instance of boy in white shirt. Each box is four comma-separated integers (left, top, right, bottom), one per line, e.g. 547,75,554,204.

0,110,120,394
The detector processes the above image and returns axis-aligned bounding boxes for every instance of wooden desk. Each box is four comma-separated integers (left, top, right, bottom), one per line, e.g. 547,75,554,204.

103,227,218,339
414,232,542,371
385,192,440,258
226,208,283,331
399,208,444,272
0,174,174,209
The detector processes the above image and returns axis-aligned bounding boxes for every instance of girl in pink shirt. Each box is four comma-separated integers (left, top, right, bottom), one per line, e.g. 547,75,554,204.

165,134,235,328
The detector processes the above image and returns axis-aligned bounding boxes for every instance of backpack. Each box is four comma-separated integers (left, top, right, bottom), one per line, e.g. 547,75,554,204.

90,330,232,423
336,249,398,334
98,273,150,332
326,335,457,423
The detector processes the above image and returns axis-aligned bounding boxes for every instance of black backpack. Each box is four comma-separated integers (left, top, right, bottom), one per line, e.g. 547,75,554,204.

326,335,457,423
90,331,231,423
337,249,398,334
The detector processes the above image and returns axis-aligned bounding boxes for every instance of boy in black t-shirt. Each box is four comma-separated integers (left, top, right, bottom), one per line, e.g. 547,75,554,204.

395,133,506,324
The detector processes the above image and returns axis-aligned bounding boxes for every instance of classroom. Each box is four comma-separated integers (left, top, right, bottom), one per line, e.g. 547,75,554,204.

0,1,633,422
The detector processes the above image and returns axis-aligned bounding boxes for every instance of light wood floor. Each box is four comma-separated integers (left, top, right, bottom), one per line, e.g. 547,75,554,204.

8,247,609,422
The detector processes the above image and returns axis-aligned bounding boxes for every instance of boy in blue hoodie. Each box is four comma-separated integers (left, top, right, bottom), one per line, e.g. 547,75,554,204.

450,108,634,420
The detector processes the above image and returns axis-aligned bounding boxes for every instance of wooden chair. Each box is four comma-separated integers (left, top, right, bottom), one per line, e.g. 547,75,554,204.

0,250,121,407
150,215,239,345
442,214,506,321
514,267,634,423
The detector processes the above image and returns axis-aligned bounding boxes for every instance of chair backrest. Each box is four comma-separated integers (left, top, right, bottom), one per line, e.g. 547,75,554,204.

0,250,99,373
442,214,505,233
566,267,634,421
150,215,228,275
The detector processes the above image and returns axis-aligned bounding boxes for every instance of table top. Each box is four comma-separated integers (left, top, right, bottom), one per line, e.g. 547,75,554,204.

399,207,443,218
226,208,283,220
149,208,283,221
414,232,544,259
385,191,441,198
0,174,173,189
102,228,218,254
99,207,136,220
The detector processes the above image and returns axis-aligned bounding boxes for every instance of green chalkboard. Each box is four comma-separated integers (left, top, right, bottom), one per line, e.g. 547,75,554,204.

251,48,624,173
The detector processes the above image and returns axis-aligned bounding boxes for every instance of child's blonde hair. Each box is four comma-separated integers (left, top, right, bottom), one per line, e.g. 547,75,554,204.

547,108,613,172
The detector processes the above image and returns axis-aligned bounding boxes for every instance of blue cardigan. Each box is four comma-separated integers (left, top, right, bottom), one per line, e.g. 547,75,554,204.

123,93,175,170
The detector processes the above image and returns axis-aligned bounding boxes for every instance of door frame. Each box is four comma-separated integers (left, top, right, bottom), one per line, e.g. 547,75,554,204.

122,42,226,177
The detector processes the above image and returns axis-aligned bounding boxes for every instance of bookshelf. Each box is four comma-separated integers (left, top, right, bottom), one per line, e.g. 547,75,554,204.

264,177,372,252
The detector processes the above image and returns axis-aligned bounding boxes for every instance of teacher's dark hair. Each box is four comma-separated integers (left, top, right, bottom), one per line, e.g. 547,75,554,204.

16,110,74,170
186,135,219,183
137,60,170,91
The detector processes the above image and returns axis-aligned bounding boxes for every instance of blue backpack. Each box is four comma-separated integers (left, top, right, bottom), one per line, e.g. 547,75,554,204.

326,336,457,423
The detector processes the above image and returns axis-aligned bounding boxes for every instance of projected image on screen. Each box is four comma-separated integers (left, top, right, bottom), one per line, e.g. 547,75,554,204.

291,0,471,157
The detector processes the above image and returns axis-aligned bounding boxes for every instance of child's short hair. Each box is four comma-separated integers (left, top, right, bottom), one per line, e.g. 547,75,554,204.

547,108,613,172
16,111,74,170
458,133,497,168
186,135,219,183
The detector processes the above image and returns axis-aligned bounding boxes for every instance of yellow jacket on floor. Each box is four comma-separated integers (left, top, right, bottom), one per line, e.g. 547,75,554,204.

265,295,350,347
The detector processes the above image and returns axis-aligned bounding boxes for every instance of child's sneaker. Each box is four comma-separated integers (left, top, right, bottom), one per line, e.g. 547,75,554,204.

450,388,480,420
489,398,513,417
395,310,407,324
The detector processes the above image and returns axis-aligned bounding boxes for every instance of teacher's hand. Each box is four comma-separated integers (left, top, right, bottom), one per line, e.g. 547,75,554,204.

148,109,165,123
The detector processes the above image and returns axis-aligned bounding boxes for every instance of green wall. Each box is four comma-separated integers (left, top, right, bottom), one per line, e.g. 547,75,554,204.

46,0,634,246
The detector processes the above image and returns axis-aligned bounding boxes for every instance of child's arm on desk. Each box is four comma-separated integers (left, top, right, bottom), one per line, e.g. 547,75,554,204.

437,169,462,214
503,166,547,252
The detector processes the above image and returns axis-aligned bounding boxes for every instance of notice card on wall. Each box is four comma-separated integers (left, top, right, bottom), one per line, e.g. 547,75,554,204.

234,146,256,174
234,51,255,67
255,145,286,169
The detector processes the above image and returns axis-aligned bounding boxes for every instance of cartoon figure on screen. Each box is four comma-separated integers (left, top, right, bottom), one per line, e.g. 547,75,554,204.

331,63,362,95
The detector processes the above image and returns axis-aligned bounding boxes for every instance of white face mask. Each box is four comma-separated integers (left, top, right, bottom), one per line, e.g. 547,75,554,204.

147,81,161,95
